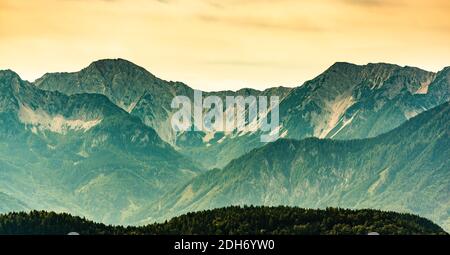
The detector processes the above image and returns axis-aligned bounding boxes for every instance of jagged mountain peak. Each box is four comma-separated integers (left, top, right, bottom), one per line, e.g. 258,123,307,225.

0,70,22,86
296,62,398,95
366,62,401,68
34,58,167,94
90,57,141,67
34,58,178,115
297,62,437,94
325,62,435,75
86,58,158,80
278,61,445,142
36,58,157,80
0,70,29,96
318,62,363,82
327,61,361,72
426,66,450,103
436,66,450,76
324,62,395,75
312,62,394,91
0,69,20,78
433,66,450,85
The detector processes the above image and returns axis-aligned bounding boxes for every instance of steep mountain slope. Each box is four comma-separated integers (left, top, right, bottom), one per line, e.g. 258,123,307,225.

0,70,201,224
145,102,450,231
198,62,449,168
34,59,189,144
34,59,292,145
0,192,28,212
35,60,449,169
279,62,448,140
180,63,450,168
0,207,446,235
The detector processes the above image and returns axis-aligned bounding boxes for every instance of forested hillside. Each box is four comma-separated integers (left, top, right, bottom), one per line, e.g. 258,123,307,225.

0,206,446,235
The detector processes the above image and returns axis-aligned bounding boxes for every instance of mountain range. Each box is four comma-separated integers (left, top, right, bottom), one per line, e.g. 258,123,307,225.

34,59,450,169
142,102,449,230
0,59,448,231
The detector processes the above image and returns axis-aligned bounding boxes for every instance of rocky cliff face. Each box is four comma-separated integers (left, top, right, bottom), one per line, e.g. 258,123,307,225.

279,62,447,140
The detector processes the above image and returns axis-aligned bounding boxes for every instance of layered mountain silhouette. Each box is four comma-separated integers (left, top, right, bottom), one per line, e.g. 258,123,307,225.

0,59,448,231
34,59,292,148
142,102,449,230
35,59,449,169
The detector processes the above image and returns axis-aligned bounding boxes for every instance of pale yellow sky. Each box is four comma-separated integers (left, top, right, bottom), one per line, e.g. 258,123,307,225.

0,0,449,91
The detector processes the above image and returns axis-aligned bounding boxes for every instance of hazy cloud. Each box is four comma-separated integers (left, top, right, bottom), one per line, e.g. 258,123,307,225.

205,60,291,68
197,14,322,32
343,0,400,7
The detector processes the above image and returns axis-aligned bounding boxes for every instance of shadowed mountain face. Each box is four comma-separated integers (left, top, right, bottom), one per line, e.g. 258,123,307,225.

35,60,449,169
141,103,450,231
0,70,201,224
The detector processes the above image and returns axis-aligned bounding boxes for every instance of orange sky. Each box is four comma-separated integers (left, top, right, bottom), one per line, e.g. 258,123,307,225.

1,0,449,91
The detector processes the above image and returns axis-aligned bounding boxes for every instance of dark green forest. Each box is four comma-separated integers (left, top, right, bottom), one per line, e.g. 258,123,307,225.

0,206,447,235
